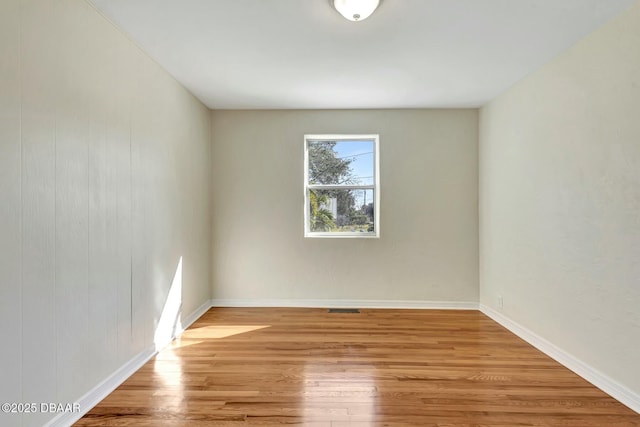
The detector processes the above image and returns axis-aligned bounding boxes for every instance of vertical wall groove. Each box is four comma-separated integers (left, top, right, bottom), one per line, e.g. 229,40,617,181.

19,0,24,410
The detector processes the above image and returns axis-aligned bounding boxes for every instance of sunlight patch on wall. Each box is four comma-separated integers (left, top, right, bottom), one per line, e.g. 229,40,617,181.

154,257,184,351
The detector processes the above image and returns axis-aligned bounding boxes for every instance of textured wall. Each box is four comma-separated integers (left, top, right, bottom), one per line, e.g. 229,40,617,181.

211,109,478,304
0,1,211,425
480,1,640,397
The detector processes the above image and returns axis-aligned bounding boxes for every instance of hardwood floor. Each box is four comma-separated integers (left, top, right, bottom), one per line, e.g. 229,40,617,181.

75,308,640,426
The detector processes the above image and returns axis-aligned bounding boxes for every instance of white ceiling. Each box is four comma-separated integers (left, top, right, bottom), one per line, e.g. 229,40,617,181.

90,0,635,109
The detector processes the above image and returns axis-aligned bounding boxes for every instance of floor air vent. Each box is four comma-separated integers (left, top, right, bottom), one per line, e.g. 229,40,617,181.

328,308,360,313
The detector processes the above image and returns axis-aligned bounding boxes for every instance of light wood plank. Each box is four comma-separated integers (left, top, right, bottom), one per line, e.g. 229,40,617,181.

76,308,640,426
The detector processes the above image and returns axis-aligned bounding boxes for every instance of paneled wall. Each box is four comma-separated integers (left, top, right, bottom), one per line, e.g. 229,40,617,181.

0,1,211,425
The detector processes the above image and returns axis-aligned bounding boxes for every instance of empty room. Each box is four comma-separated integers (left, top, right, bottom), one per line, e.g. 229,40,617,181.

1,0,639,426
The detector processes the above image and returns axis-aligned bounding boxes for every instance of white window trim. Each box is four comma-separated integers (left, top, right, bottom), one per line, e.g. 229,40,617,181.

304,134,380,238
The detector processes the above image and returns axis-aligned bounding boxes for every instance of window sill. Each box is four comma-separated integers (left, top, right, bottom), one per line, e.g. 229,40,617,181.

305,232,379,239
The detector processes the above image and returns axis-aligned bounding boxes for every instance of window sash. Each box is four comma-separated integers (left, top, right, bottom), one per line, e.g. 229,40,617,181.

307,184,374,191
304,134,380,238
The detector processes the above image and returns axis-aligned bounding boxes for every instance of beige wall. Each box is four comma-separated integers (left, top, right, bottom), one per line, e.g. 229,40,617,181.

480,1,640,397
211,109,478,304
0,1,211,425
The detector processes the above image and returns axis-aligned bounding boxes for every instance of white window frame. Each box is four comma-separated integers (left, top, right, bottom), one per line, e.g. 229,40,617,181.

304,134,380,238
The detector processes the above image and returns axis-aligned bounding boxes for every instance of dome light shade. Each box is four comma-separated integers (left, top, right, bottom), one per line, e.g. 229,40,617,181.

331,0,381,22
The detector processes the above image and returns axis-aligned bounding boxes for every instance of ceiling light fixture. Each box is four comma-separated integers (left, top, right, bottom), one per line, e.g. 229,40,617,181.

330,0,381,22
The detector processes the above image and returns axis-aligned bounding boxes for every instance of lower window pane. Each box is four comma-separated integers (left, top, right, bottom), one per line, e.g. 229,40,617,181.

309,189,375,233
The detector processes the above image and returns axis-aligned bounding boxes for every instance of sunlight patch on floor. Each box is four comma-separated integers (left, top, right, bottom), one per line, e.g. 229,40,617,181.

184,324,271,339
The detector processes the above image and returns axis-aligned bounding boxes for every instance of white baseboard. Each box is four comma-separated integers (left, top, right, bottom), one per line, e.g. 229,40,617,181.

45,299,213,427
175,298,214,336
479,304,640,414
45,346,157,427
211,298,478,310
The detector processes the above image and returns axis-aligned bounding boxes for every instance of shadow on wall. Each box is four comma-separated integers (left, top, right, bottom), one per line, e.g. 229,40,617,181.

154,256,184,350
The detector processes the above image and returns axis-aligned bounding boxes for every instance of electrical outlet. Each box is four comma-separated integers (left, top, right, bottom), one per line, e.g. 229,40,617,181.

498,295,503,309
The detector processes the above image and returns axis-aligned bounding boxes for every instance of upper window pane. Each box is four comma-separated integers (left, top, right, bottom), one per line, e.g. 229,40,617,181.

307,140,375,186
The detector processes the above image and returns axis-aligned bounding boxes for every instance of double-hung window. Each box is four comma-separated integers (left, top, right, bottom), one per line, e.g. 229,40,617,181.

304,134,380,238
